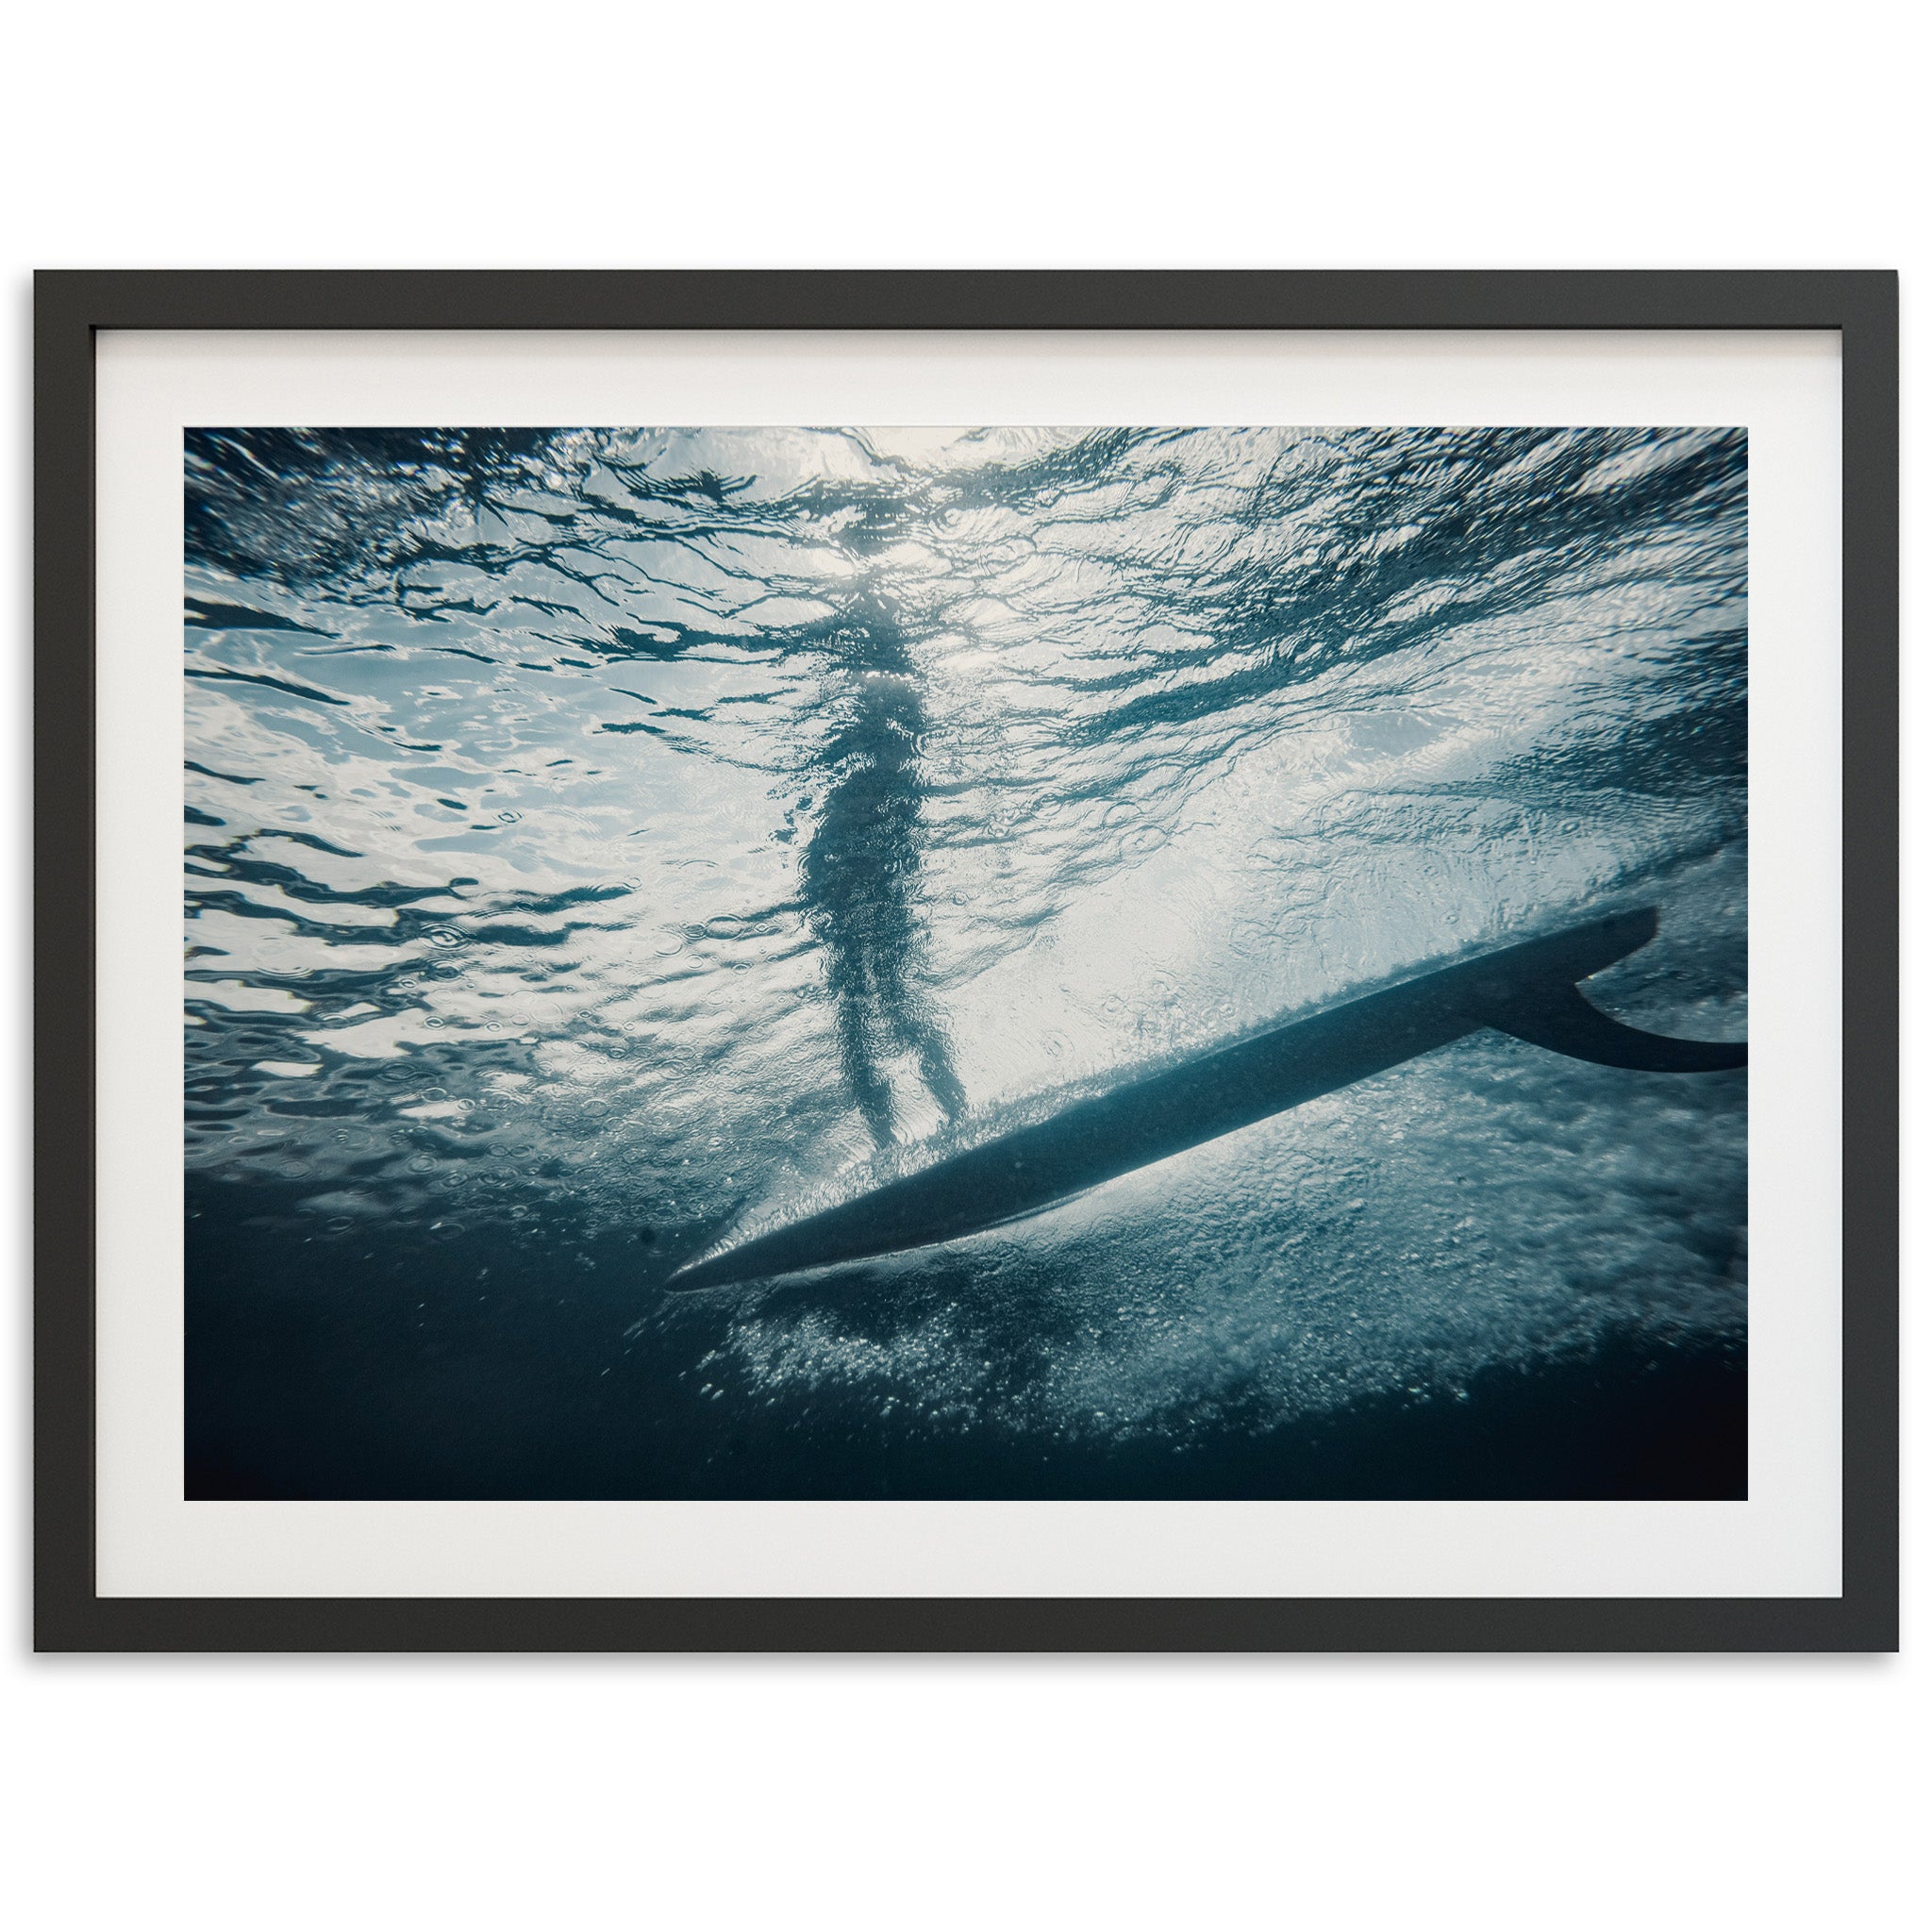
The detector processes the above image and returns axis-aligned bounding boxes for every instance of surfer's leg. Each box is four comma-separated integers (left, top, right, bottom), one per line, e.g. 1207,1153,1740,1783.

870,948,965,1124
913,1017,968,1122
836,1012,897,1142
829,959,899,1144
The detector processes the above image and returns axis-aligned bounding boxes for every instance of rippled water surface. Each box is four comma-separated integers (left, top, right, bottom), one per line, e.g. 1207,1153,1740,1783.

184,426,1747,1498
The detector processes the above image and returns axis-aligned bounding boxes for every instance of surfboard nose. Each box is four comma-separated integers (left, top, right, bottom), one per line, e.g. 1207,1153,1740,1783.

663,1250,747,1291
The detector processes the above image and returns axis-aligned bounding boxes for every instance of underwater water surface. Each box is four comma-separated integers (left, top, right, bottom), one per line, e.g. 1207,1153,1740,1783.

183,425,1747,1499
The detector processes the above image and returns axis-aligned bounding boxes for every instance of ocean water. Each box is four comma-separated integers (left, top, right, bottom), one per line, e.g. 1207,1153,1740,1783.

183,425,1748,1499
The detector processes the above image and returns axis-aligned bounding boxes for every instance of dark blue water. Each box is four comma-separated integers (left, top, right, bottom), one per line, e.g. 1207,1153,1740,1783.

183,426,1747,1499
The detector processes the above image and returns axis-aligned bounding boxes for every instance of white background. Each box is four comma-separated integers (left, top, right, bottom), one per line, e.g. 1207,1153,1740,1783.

1,3,1922,1928
95,327,1843,1601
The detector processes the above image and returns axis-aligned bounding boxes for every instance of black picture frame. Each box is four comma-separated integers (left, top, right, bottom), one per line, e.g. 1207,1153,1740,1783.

34,270,1899,1653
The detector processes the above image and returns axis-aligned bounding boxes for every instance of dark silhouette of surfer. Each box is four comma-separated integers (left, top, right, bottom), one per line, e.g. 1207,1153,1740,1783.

796,577,965,1145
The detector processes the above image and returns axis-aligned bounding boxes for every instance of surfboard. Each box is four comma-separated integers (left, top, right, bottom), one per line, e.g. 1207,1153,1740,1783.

665,907,1745,1291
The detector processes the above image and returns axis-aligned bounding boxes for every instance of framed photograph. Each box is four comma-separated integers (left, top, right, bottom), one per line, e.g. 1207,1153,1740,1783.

35,272,1897,1651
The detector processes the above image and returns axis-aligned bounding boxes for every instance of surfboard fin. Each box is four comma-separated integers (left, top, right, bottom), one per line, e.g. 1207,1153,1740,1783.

1475,980,1747,1073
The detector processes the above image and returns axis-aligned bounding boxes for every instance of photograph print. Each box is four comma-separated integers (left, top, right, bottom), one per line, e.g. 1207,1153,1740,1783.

183,424,1749,1502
